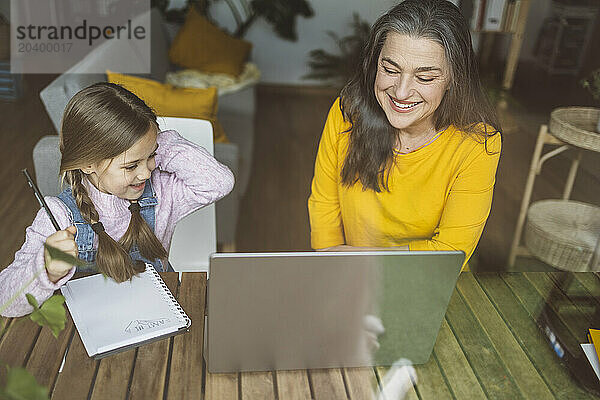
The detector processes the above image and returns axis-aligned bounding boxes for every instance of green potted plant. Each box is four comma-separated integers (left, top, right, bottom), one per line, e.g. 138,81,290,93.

303,13,370,88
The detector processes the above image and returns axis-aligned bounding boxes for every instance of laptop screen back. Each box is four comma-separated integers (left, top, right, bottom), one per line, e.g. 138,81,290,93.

206,251,464,373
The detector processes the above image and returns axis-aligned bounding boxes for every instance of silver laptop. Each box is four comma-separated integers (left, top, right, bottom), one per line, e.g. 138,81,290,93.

205,250,464,373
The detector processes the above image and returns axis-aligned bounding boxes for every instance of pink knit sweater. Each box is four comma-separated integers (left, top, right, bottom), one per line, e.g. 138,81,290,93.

0,130,234,317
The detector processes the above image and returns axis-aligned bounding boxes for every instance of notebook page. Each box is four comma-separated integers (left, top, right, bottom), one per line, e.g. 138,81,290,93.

582,343,600,381
62,267,187,356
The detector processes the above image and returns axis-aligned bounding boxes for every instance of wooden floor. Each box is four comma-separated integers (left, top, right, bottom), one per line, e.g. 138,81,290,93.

0,74,58,269
236,85,339,252
1,67,599,272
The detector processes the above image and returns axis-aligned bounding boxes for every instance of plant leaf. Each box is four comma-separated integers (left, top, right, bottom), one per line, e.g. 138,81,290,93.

0,366,48,400
43,244,86,267
28,294,66,338
251,0,314,41
25,294,39,310
581,68,600,101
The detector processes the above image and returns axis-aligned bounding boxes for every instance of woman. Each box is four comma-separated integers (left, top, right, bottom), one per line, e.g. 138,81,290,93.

308,0,501,267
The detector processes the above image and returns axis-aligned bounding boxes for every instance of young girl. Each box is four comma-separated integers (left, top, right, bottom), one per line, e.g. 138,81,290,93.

0,82,234,317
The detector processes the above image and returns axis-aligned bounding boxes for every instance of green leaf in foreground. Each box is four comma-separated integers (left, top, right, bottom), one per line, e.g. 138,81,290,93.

43,244,86,267
25,294,39,310
0,366,48,400
26,294,66,338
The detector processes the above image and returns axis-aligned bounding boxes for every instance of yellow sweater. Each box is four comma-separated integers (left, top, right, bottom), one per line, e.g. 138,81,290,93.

308,98,501,265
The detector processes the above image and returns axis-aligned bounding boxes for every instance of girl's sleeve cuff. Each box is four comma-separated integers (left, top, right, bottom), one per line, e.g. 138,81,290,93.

34,248,76,290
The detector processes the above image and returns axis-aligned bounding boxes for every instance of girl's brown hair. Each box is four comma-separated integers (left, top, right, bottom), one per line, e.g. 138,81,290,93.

340,0,501,192
60,82,167,282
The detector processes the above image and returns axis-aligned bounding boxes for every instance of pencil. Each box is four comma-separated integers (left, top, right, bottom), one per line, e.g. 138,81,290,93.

22,169,61,231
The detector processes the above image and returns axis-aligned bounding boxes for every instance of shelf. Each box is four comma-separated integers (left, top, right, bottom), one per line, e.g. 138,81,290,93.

533,2,598,76
502,0,533,90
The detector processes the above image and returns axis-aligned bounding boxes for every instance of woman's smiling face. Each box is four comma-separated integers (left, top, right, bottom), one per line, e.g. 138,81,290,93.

374,32,450,135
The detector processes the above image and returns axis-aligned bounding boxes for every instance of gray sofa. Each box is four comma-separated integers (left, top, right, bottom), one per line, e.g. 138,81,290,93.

38,8,256,249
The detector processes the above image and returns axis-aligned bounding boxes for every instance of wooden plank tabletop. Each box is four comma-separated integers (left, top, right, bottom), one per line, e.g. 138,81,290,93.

1,272,599,399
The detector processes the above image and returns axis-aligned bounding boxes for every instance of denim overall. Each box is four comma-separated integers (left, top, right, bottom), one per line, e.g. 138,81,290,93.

57,179,172,272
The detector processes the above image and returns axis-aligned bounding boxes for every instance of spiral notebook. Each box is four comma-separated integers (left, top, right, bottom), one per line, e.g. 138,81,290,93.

61,265,191,359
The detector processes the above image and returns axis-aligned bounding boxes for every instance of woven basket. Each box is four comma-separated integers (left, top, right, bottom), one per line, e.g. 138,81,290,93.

549,107,600,152
524,200,600,271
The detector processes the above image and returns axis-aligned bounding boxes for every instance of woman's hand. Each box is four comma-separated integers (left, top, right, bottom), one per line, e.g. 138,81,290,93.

44,225,78,283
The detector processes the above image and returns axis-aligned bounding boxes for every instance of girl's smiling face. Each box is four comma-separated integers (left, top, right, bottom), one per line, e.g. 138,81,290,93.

374,32,450,136
83,127,158,200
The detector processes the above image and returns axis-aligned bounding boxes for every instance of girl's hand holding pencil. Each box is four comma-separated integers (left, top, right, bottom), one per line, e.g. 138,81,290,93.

22,169,79,282
44,226,78,283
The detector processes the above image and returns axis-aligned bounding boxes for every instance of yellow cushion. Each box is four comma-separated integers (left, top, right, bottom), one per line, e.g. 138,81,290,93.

106,71,228,143
168,7,252,77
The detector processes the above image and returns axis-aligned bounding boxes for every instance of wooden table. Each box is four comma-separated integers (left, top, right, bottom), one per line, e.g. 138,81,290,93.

1,272,600,399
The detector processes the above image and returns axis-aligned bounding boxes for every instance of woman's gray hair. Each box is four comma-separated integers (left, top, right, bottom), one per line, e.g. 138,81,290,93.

340,0,500,192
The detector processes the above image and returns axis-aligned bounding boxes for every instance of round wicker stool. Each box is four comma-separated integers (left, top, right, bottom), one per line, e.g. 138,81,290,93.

549,107,600,152
525,200,600,271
